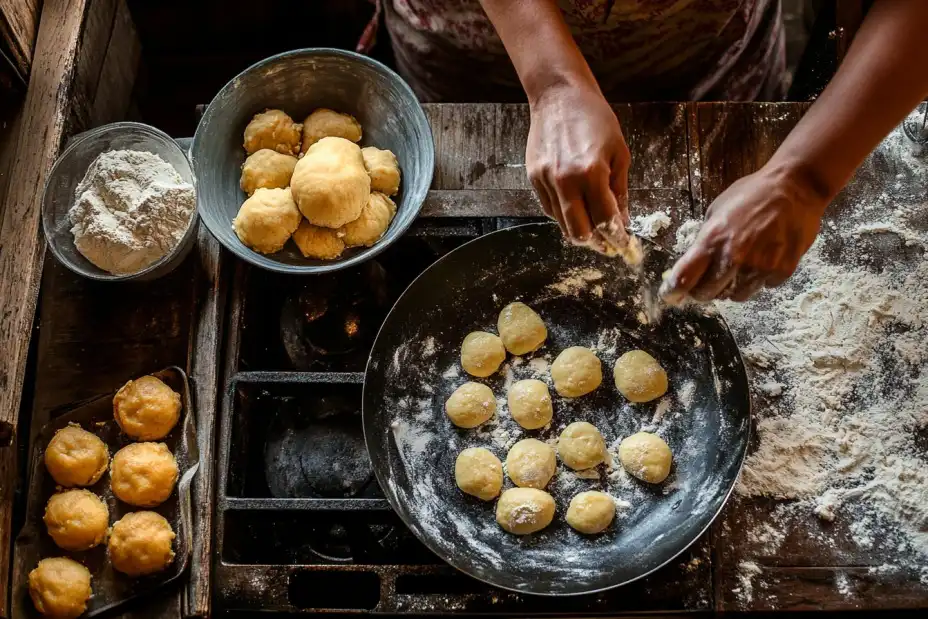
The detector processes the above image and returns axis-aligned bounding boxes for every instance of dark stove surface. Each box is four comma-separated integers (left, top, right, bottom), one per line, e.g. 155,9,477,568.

215,219,712,614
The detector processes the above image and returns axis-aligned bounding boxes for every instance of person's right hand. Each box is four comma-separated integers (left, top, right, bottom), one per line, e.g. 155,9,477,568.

526,82,632,252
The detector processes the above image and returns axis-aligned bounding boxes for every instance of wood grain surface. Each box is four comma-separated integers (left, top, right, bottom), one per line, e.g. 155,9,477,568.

8,86,926,618
184,226,227,618
691,102,928,612
0,0,140,616
0,0,40,79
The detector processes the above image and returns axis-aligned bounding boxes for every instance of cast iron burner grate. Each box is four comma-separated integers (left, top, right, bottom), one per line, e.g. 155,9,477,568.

214,219,713,615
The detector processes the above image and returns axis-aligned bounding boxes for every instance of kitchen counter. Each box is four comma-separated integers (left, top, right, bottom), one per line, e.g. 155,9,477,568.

7,100,927,617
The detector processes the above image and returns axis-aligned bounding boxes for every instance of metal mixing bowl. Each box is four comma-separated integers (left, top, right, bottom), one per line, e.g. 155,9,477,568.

192,48,435,274
42,122,199,282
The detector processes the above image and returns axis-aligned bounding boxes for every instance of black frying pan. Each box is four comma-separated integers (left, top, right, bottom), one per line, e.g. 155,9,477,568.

363,223,750,596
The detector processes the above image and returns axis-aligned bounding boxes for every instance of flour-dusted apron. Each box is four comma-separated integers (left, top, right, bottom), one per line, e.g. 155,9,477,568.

370,0,785,102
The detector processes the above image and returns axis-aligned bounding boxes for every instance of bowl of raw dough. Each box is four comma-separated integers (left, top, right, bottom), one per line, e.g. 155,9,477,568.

42,122,199,282
191,48,434,274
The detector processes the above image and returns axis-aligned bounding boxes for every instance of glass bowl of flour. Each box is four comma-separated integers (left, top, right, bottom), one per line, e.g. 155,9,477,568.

42,122,199,281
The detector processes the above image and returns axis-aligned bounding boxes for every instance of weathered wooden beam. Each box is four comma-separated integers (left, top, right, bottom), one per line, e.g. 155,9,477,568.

0,0,140,615
0,0,40,79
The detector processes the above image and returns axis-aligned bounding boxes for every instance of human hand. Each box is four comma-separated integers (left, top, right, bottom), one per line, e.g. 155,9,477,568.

660,165,828,303
526,82,632,252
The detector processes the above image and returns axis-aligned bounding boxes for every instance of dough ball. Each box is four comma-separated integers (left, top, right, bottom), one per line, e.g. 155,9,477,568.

445,382,496,428
505,438,556,489
340,192,396,247
507,379,553,429
614,350,668,403
292,220,345,260
566,491,616,534
619,432,673,483
113,375,181,441
240,149,297,195
495,488,555,535
110,442,178,507
44,425,108,488
233,187,301,254
460,331,506,378
557,421,606,470
454,447,503,501
497,302,547,355
551,346,602,398
28,557,92,619
301,108,363,152
44,490,109,551
243,109,301,155
108,511,176,577
361,146,401,196
291,137,371,228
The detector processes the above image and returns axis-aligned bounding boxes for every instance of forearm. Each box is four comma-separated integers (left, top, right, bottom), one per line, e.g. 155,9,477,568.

770,0,928,203
478,0,599,103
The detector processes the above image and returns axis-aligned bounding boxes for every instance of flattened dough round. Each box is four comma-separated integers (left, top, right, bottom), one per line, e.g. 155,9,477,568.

495,488,555,535
28,557,92,619
292,220,345,260
233,187,301,254
340,192,396,247
551,346,602,398
240,149,297,195
497,302,546,355
557,421,606,470
619,432,673,483
243,109,301,155
614,350,668,403
108,511,175,577
361,146,401,196
566,491,616,534
507,379,553,429
460,331,506,378
290,137,370,228
454,447,503,500
301,108,362,152
44,425,108,488
44,490,109,551
505,438,556,489
113,374,181,441
445,382,496,428
110,442,178,507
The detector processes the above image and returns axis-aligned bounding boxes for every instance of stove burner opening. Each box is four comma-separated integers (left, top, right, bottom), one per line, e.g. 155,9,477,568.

263,392,377,499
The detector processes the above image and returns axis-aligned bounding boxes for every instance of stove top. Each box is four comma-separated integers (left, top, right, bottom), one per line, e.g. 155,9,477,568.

214,218,712,614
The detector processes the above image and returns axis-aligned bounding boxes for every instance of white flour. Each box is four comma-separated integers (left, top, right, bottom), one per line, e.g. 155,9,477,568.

631,211,672,238
68,149,196,274
699,108,928,597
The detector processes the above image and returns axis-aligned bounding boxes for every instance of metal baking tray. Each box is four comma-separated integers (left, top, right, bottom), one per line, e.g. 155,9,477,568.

12,366,199,618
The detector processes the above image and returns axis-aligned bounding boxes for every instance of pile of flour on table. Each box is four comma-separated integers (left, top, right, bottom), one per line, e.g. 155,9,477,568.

676,109,928,588
68,149,196,275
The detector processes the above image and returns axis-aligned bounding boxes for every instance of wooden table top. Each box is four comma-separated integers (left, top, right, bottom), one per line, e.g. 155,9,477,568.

7,101,926,617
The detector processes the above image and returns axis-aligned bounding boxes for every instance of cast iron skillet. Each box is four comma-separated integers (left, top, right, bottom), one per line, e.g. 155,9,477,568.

363,222,750,596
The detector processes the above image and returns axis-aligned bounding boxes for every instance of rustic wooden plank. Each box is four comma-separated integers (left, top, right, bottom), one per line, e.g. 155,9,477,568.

0,101,23,227
421,188,690,222
183,226,226,618
690,102,811,208
89,0,140,128
0,0,40,78
66,0,117,134
718,563,928,612
422,103,690,192
0,0,99,612
695,102,928,612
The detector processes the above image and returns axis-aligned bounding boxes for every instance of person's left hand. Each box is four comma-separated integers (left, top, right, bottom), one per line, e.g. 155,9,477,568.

660,164,828,303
